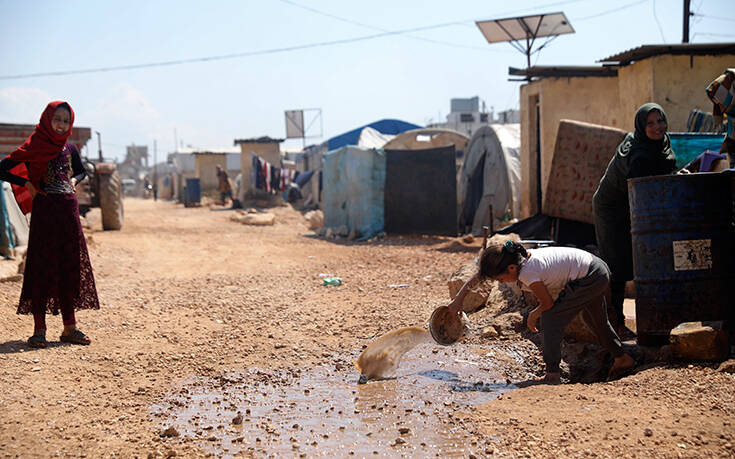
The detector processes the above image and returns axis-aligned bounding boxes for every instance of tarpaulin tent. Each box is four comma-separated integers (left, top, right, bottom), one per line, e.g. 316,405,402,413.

457,124,521,235
382,128,469,158
357,127,395,148
297,119,421,209
322,146,385,240
384,146,458,235
0,181,29,257
326,119,421,151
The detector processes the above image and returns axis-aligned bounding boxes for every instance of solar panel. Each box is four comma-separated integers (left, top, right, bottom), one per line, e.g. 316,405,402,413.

475,12,574,44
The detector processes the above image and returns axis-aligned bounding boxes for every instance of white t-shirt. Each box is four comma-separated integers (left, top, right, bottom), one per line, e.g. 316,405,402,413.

517,247,594,301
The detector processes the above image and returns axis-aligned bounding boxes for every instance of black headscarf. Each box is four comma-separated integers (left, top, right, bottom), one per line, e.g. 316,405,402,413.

618,102,674,161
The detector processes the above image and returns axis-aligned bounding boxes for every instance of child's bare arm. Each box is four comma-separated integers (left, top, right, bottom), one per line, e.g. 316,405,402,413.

447,273,481,314
526,281,554,332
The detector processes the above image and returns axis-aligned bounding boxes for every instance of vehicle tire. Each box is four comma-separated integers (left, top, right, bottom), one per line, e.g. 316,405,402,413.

99,170,124,230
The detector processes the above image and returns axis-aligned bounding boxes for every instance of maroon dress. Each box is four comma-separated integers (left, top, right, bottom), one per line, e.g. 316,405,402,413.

17,144,100,316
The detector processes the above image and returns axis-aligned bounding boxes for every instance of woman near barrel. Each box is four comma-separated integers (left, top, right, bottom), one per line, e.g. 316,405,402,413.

592,103,677,340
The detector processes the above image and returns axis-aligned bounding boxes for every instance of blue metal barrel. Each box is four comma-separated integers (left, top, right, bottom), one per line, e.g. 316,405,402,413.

184,178,201,207
628,171,735,346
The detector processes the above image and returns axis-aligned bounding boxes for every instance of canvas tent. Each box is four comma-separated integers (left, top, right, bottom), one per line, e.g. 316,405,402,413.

0,182,29,258
382,128,469,158
357,127,395,148
457,124,521,235
384,146,458,235
296,119,421,209
322,146,385,240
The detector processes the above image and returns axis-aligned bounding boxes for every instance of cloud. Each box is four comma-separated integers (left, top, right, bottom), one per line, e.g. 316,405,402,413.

0,87,53,123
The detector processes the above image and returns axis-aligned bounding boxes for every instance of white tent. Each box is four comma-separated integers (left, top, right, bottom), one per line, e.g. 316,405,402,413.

457,124,521,235
1,181,29,257
357,127,395,148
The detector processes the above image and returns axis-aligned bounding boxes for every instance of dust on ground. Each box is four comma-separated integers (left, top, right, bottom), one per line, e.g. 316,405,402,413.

0,198,733,458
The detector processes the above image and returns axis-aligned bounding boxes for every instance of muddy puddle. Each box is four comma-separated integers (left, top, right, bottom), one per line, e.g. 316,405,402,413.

152,343,515,457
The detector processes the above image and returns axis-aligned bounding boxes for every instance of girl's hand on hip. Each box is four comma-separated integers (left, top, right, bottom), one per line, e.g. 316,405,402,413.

25,181,44,198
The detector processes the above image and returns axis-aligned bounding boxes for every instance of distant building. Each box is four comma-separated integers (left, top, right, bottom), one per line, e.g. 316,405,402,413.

234,136,284,201
428,96,519,137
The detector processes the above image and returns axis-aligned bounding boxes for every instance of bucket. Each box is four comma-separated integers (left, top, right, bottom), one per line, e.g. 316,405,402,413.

628,171,735,346
429,306,466,345
184,178,201,207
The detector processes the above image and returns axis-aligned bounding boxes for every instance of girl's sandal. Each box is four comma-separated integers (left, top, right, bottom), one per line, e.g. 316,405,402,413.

60,329,91,345
27,335,48,349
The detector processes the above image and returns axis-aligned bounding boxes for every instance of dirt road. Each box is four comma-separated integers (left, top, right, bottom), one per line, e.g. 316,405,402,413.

1,198,733,458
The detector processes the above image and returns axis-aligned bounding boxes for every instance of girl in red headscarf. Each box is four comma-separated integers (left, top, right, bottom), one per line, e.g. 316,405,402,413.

0,101,100,348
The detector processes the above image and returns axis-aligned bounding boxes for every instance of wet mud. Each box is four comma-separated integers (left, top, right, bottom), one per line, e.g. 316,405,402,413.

153,343,516,457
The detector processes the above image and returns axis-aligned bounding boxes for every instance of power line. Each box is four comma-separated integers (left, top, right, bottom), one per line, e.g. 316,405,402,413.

652,0,667,42
0,23,470,80
573,0,648,21
693,13,735,23
1,0,599,81
278,0,499,51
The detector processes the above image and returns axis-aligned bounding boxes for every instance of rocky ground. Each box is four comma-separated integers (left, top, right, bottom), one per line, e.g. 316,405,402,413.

0,198,733,458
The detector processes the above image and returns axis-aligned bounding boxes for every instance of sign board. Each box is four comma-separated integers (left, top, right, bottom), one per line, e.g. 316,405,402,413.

285,110,304,139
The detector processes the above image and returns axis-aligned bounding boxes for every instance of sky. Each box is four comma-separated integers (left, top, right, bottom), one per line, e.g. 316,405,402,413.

0,0,733,162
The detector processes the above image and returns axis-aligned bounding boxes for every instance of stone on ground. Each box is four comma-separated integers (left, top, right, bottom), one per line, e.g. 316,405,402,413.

303,210,324,230
669,321,730,361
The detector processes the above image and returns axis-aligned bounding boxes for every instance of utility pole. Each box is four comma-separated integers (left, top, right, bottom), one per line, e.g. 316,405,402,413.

95,131,103,162
153,140,158,201
683,0,691,43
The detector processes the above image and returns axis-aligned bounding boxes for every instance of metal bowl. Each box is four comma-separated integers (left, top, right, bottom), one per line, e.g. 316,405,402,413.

429,306,465,346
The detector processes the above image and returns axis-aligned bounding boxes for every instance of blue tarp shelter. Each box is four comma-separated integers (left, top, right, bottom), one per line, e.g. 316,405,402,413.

669,133,724,168
322,146,385,240
326,119,421,151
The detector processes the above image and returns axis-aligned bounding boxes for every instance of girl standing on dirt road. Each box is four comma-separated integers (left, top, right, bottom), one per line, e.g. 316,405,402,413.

449,241,635,384
0,101,100,348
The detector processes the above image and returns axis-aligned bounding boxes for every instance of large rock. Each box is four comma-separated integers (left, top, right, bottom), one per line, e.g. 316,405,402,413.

303,210,324,230
447,260,493,313
669,321,730,361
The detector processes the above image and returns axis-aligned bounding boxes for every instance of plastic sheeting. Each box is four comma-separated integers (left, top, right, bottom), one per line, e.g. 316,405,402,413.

457,124,520,235
322,146,386,240
0,181,29,255
669,133,724,169
326,119,421,151
357,127,395,148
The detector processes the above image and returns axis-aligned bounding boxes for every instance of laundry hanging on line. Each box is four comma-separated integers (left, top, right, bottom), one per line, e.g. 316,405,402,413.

250,153,298,193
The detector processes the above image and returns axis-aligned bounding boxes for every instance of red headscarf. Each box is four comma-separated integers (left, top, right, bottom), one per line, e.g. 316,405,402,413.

7,101,75,214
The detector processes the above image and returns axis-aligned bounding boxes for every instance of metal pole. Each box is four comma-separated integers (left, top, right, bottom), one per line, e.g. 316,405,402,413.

96,131,103,162
536,101,542,214
682,0,691,43
153,140,158,201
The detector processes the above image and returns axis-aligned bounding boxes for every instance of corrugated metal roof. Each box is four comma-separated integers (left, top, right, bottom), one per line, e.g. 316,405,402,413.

234,136,284,145
509,65,618,79
598,42,735,65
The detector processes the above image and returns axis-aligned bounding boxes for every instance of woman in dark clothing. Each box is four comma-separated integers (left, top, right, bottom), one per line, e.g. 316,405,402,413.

592,103,677,339
0,101,100,348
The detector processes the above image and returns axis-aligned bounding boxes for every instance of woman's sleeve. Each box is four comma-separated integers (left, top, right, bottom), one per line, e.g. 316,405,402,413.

70,146,87,183
0,157,29,186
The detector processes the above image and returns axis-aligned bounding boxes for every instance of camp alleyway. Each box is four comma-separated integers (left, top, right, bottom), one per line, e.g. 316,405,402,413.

0,198,734,458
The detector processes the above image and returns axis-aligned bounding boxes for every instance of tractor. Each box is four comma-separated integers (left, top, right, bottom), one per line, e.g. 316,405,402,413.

76,159,124,230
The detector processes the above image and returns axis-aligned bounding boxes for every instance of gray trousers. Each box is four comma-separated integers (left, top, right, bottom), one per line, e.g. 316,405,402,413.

540,257,624,373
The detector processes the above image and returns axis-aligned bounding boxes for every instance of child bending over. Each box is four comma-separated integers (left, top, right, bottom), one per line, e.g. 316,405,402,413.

449,240,634,384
